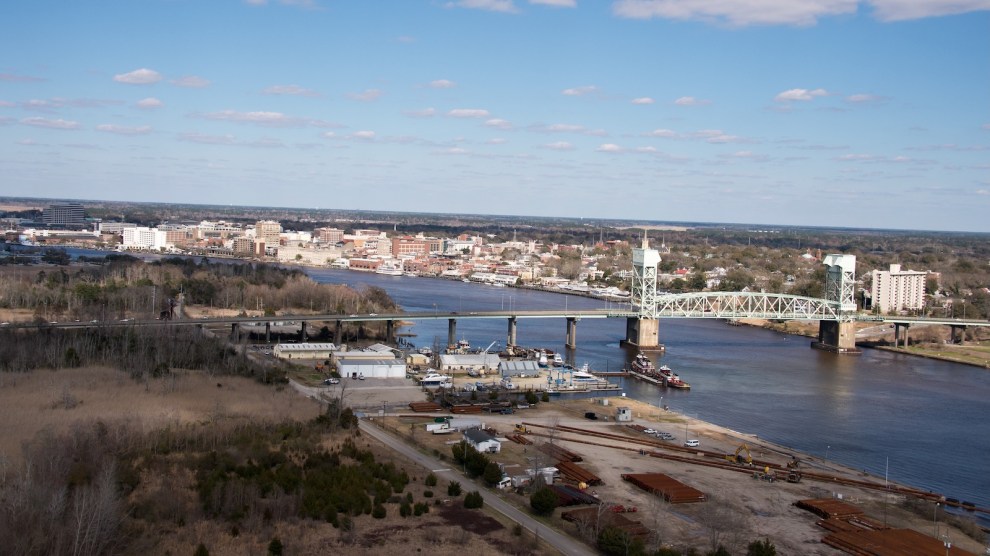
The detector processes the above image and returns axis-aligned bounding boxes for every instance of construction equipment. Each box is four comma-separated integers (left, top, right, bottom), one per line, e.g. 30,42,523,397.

786,456,801,469
725,443,753,465
514,424,529,434
786,471,803,483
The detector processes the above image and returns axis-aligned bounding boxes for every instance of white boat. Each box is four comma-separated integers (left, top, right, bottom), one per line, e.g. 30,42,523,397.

571,364,603,383
420,372,453,388
537,351,548,368
552,353,564,366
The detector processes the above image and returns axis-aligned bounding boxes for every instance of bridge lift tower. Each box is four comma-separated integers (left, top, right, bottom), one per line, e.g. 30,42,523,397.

813,254,861,354
623,234,663,350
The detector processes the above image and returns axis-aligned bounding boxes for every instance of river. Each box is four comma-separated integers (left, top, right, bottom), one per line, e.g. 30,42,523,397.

306,268,990,518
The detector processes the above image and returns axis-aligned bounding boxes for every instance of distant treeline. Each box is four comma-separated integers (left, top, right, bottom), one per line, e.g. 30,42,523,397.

0,254,398,321
0,326,283,381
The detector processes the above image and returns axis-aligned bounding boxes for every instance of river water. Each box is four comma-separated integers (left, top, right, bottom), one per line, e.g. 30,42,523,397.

306,269,990,516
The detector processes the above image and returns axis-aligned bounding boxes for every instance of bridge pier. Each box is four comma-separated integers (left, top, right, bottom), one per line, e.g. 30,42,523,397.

950,324,967,344
265,322,271,343
622,317,663,351
506,317,517,348
230,322,239,342
386,320,395,344
893,323,910,348
565,317,578,349
334,320,342,344
448,318,457,350
812,321,860,354
300,321,308,342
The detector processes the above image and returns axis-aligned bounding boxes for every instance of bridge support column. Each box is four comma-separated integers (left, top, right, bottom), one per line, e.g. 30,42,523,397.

893,323,910,348
334,320,342,345
565,317,578,349
230,323,239,342
386,320,395,344
812,321,860,354
265,322,271,343
622,317,662,351
950,324,966,344
507,317,517,348
448,319,457,350
300,322,308,342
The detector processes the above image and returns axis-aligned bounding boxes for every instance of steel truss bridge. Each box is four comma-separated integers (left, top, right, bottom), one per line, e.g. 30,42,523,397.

650,292,844,321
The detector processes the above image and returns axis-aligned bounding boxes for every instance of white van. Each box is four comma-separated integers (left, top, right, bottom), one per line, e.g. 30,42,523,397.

684,439,700,448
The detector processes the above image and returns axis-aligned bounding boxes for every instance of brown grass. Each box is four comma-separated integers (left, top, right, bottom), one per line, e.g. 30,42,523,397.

0,366,322,465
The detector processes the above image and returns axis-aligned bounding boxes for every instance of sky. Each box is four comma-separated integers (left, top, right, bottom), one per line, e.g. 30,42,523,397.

1,0,988,232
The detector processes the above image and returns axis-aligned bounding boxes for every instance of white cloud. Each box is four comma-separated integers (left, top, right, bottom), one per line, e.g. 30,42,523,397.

0,100,14,107
172,75,211,88
348,89,383,102
445,0,518,13
631,97,655,105
179,132,237,145
981,123,990,130
113,68,162,85
263,84,320,97
485,118,513,130
429,79,457,89
613,0,858,26
448,108,491,118
774,88,828,102
562,85,598,96
544,141,575,150
674,96,711,106
437,147,470,155
199,110,308,127
531,123,607,136
845,93,887,104
96,124,152,135
868,0,990,21
405,108,437,118
531,0,576,6
1,72,45,82
596,143,623,152
20,117,80,130
644,128,677,138
350,130,376,140
487,138,508,144
135,97,163,109
836,153,877,161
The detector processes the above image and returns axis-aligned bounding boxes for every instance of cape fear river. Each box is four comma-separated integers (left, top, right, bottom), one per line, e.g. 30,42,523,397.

306,269,990,516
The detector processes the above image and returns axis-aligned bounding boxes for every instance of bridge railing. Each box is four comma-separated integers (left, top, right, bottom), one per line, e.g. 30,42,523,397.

652,292,842,321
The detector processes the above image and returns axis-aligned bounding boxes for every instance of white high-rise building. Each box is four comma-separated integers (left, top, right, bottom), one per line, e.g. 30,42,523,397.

122,227,170,251
870,264,926,314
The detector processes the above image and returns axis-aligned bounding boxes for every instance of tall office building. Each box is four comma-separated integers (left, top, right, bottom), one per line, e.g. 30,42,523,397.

255,220,282,248
870,264,927,313
42,203,85,228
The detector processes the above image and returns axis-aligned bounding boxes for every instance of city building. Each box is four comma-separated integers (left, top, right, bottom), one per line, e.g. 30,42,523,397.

122,227,170,251
870,264,927,314
42,203,85,228
314,227,344,244
254,220,282,248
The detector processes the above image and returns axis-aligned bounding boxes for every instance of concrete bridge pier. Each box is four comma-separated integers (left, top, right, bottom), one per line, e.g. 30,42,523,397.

813,321,860,353
386,320,395,344
622,317,662,351
893,323,910,348
334,320,342,345
230,323,239,342
265,322,271,343
950,324,967,344
448,318,457,349
300,322,308,342
565,317,579,349
506,317,517,347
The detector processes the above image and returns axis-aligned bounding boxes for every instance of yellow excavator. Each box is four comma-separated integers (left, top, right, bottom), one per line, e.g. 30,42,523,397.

725,443,754,465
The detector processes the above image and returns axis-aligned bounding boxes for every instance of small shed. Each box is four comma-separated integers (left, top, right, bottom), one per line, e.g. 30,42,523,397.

463,427,501,454
616,406,633,422
499,360,540,377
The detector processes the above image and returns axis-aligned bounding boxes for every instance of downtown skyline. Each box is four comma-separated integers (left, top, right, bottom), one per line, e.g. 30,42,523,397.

1,0,988,232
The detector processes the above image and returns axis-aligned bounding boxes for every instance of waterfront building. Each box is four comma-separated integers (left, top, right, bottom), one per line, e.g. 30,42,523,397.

254,220,282,248
42,203,85,228
871,264,927,313
314,227,344,244
391,235,431,257
122,227,170,251
98,222,137,235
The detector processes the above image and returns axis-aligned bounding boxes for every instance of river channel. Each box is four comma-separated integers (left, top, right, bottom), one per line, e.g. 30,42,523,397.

306,269,990,517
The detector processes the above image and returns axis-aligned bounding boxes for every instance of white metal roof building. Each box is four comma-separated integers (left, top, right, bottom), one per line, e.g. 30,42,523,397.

463,428,501,454
337,359,407,379
273,343,339,360
439,353,501,372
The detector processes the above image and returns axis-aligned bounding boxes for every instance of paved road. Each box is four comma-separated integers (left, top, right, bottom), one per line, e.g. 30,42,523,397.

358,419,596,556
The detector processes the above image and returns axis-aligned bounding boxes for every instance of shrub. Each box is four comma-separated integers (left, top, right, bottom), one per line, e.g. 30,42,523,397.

399,501,411,517
464,491,484,509
425,473,438,487
597,526,645,556
414,502,430,516
530,486,557,516
267,537,283,556
483,461,503,486
541,392,550,402
194,544,210,556
447,481,462,496
525,390,538,405
372,504,386,519
424,490,434,498
746,538,777,556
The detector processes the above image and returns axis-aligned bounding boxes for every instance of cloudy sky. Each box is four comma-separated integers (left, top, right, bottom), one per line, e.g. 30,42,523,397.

1,0,988,231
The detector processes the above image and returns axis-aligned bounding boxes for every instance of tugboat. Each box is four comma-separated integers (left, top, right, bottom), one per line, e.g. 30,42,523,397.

631,353,655,374
658,365,691,389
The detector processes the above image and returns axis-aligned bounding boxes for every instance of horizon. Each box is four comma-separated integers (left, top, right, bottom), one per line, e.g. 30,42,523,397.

1,1,988,232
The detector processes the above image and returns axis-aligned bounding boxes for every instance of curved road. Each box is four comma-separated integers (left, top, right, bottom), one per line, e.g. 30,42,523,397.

358,419,596,556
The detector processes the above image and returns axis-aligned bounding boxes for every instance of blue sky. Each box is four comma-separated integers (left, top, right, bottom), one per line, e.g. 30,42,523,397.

1,0,988,231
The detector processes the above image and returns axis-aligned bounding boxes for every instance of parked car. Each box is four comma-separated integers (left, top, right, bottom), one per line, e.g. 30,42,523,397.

684,439,700,448
643,428,657,435
323,377,340,385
